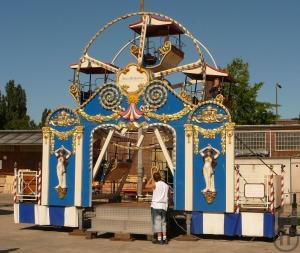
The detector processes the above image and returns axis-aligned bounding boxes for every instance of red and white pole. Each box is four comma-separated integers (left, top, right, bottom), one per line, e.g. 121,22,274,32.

13,162,18,204
269,172,275,214
235,165,240,213
280,165,285,208
37,162,42,205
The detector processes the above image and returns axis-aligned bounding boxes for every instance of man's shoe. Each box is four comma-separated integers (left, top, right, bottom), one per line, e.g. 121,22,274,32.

163,239,168,244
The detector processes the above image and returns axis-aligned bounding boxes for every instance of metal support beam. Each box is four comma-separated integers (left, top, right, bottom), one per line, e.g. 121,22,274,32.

93,129,114,178
154,128,174,175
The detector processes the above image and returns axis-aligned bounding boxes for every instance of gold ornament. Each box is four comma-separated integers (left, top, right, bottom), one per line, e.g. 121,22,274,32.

193,125,226,154
202,191,217,204
144,105,191,122
214,94,224,104
117,121,149,130
192,105,228,123
225,122,235,144
49,110,79,126
77,109,120,123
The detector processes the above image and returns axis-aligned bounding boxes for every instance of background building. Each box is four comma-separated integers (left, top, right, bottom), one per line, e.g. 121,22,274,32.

1,123,300,201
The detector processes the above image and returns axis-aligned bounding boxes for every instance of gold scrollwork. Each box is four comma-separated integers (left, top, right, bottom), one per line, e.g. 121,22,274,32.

48,127,82,154
69,83,79,102
42,127,51,144
193,125,226,154
192,105,228,123
144,105,191,122
77,109,120,123
159,41,172,55
117,121,149,130
225,122,235,144
49,110,79,126
184,124,194,144
214,94,225,104
130,44,139,59
179,91,192,103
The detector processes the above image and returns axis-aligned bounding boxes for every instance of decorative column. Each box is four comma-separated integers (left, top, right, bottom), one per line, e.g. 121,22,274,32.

37,162,42,205
225,123,235,212
74,126,84,206
41,127,51,205
184,124,194,211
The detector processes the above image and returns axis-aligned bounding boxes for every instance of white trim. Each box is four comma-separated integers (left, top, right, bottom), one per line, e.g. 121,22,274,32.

36,205,50,225
93,129,115,178
13,204,19,223
226,130,235,212
154,128,174,174
64,207,78,227
41,133,50,205
184,127,193,211
74,132,84,206
241,212,264,236
203,213,224,234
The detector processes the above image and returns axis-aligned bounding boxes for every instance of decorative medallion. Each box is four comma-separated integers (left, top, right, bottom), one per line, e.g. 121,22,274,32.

99,83,122,109
192,106,228,123
49,110,79,126
117,63,149,96
116,63,150,122
143,82,168,109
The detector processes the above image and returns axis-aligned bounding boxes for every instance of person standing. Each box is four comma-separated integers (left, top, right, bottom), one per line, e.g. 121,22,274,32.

150,172,169,245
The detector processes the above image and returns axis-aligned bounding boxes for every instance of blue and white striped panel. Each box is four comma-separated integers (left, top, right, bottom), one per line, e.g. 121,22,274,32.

192,212,275,238
14,203,78,227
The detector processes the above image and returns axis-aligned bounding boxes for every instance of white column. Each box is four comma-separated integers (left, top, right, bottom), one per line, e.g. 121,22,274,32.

41,127,51,206
93,129,114,178
225,123,235,212
184,124,194,211
74,126,84,206
154,128,174,175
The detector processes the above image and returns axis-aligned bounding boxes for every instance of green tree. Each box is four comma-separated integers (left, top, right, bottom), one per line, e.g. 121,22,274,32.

224,58,276,125
0,91,6,129
39,108,51,128
0,80,37,129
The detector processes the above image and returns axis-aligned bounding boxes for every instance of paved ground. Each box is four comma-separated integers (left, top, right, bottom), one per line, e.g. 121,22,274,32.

0,194,299,253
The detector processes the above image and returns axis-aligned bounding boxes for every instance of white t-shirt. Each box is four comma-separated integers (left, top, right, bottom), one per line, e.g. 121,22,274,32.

151,181,169,211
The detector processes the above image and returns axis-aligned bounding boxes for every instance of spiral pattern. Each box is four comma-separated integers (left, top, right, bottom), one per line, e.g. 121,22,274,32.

143,82,168,109
99,84,121,109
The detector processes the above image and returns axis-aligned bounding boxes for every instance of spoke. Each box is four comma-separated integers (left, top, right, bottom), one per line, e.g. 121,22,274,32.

137,14,149,65
83,54,120,73
153,59,205,78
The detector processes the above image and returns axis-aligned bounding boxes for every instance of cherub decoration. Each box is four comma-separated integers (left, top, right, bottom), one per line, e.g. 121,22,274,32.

54,145,71,199
199,144,220,203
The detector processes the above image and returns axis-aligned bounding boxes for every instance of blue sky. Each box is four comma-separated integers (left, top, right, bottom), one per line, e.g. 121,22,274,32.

0,0,299,123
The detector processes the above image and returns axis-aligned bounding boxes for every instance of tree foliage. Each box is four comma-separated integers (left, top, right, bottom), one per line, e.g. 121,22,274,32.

39,108,51,128
224,58,276,125
0,80,37,129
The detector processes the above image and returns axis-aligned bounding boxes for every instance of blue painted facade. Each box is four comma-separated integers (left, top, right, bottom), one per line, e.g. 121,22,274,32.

46,81,232,212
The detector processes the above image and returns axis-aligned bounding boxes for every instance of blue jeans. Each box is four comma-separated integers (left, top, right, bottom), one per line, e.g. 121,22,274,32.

151,208,167,233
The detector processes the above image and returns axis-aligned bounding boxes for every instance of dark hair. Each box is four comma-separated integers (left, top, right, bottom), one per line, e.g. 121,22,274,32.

153,172,161,182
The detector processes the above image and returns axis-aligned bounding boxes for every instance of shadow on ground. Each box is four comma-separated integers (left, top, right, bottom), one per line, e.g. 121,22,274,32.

21,225,73,233
0,248,19,252
0,209,13,215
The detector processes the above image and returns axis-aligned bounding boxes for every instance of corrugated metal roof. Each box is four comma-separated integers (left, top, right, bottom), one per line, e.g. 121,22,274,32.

0,130,42,145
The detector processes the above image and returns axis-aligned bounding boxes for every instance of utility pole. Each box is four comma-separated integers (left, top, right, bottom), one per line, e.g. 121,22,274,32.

275,83,282,118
